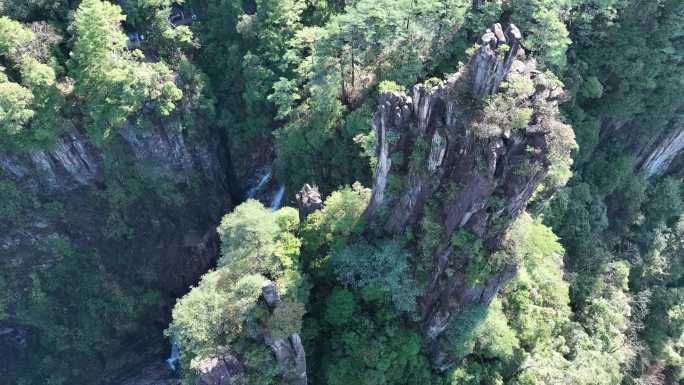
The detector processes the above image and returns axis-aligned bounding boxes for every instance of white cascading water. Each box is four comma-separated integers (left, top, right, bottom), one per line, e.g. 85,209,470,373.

271,185,286,211
247,170,272,198
166,338,180,371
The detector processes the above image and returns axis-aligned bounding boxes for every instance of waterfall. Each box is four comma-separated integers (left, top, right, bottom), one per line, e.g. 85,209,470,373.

271,185,286,211
247,170,272,198
166,338,180,371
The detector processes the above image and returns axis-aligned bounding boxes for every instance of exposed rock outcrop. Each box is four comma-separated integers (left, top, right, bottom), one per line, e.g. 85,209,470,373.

639,119,684,176
262,334,307,385
469,23,522,99
261,283,307,385
364,23,575,369
296,183,323,220
196,349,247,385
192,280,307,385
0,119,230,289
261,279,281,307
0,129,100,191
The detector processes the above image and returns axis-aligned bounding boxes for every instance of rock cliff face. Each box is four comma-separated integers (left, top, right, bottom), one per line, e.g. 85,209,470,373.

364,23,575,369
638,118,684,176
296,184,323,220
0,119,231,286
0,129,100,191
0,117,234,383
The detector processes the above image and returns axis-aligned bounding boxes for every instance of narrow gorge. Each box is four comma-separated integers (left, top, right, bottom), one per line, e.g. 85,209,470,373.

2,1,683,384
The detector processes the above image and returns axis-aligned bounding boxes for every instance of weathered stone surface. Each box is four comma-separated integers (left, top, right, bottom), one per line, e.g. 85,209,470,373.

0,129,100,191
263,333,307,385
364,92,413,216
261,279,281,307
639,120,684,176
469,23,522,99
194,282,307,385
196,348,247,385
259,283,307,385
295,183,323,220
364,24,573,370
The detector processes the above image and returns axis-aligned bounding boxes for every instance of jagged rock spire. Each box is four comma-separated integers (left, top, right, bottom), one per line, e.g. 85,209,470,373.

363,24,574,370
296,184,323,219
469,23,522,98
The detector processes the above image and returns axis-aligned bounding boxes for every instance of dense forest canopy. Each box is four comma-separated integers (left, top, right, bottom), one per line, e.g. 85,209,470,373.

0,1,682,385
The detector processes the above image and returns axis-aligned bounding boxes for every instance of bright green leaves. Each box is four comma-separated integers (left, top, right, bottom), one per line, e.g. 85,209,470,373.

169,200,308,378
0,16,34,56
446,212,632,385
377,80,405,94
274,0,474,190
503,0,571,70
507,213,564,264
475,300,519,361
71,0,127,59
217,199,283,275
0,18,59,144
266,299,306,338
525,7,571,69
69,0,182,142
168,270,268,369
473,70,537,139
0,75,34,136
300,183,370,257
269,77,301,120
230,0,307,150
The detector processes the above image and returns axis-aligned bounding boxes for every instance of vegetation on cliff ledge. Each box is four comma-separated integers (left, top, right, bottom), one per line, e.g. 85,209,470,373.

1,1,682,385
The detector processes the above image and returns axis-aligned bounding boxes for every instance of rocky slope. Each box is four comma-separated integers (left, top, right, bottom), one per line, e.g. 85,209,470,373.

364,23,575,369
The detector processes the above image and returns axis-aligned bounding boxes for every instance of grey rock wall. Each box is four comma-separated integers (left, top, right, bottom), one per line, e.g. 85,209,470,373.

639,120,684,176
364,24,574,369
0,117,233,384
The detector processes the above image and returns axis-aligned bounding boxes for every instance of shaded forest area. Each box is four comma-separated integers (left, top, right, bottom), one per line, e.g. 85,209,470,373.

0,1,682,384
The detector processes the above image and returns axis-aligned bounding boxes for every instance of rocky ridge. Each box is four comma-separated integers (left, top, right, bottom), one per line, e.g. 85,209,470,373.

364,23,575,369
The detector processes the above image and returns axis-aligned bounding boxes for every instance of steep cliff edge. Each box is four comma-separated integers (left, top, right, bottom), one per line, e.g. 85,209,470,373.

638,117,684,176
364,23,575,369
0,116,234,383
